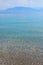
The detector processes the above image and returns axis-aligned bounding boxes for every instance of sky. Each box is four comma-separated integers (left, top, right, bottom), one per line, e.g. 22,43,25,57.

0,0,43,10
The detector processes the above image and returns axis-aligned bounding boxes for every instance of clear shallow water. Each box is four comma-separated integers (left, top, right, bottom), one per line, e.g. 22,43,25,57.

0,13,43,53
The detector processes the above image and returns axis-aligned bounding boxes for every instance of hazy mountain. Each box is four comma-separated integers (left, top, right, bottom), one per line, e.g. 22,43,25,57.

0,7,43,14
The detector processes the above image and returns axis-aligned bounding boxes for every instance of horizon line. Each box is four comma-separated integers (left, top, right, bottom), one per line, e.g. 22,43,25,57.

0,6,43,10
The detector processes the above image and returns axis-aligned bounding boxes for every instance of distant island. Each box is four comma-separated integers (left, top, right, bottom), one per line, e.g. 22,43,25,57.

0,7,43,14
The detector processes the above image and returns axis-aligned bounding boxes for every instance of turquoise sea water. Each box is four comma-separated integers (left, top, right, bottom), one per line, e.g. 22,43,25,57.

0,13,43,53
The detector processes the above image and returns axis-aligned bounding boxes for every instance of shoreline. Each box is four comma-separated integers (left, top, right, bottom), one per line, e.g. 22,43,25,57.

0,45,43,65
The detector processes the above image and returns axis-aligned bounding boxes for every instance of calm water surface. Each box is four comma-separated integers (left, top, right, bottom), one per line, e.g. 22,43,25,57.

0,13,43,53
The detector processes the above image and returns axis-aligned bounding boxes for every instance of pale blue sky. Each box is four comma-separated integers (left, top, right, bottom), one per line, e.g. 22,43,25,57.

0,0,43,10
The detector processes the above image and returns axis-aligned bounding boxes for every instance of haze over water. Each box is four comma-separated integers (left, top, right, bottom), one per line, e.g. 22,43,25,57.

0,12,43,53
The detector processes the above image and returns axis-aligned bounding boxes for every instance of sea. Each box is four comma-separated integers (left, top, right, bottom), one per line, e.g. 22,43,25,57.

0,12,43,54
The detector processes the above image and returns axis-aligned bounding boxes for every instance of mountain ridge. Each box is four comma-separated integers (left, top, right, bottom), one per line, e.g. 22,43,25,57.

0,7,43,14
